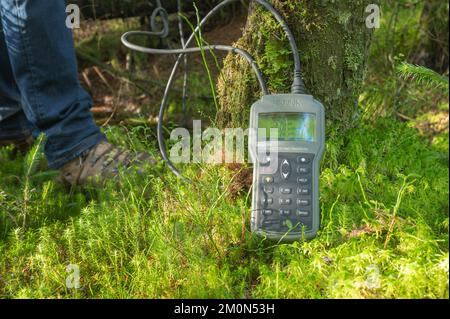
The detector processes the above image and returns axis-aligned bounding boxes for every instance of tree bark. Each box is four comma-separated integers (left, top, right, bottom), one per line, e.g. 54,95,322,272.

217,0,375,131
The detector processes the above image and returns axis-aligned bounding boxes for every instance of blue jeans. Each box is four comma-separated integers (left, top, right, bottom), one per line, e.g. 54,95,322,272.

0,0,105,168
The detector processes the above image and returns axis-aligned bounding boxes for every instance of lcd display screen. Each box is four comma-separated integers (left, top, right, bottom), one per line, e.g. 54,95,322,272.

258,112,316,142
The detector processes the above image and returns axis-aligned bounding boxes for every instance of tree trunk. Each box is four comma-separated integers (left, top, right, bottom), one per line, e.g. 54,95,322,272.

217,0,374,131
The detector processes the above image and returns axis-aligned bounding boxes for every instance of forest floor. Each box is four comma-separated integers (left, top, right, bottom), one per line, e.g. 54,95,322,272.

0,13,448,299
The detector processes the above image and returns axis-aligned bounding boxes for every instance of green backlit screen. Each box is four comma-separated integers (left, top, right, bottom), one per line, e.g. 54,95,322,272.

258,112,316,142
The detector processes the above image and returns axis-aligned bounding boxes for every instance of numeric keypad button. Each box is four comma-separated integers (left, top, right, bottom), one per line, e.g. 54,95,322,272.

280,187,292,195
297,199,310,206
297,188,310,195
262,198,273,205
279,198,292,205
263,210,273,216
296,210,310,217
280,210,292,216
263,220,279,228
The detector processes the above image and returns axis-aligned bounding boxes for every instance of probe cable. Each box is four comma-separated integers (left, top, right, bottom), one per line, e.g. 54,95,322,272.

148,0,170,38
121,0,306,183
177,0,189,118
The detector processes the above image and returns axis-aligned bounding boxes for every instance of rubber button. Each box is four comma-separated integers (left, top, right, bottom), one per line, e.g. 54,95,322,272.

280,187,292,194
297,156,311,164
260,155,271,167
279,198,292,205
297,210,310,217
297,167,310,174
281,159,291,180
263,176,274,184
263,210,273,216
264,187,274,194
297,177,309,184
297,199,310,206
280,210,292,216
297,188,310,195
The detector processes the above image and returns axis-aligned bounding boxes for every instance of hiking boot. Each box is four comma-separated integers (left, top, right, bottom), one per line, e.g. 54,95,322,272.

58,141,155,187
0,134,34,155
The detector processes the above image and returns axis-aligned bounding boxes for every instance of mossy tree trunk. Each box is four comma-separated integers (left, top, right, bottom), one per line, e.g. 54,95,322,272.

217,0,375,131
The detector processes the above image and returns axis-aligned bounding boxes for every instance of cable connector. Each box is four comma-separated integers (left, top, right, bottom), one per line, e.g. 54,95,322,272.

292,71,307,95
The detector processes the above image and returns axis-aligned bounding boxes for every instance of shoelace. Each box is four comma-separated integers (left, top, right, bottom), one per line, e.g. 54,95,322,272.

73,144,132,185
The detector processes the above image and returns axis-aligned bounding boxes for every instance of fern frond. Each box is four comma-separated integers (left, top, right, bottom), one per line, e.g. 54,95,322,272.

397,62,449,93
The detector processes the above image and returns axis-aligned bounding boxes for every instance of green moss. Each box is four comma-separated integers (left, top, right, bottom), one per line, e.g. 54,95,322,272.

338,12,352,26
0,116,447,298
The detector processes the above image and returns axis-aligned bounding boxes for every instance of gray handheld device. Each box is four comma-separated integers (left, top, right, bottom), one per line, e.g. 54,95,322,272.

249,94,326,241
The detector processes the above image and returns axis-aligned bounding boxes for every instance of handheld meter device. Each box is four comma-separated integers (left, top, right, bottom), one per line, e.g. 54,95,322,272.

249,94,325,241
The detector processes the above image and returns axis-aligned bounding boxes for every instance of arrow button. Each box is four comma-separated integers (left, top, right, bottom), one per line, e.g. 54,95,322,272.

281,159,291,180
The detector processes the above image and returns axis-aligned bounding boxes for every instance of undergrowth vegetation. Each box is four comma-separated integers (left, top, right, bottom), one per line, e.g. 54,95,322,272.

0,1,448,298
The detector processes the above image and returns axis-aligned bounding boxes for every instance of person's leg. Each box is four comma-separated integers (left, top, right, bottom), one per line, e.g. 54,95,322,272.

0,21,33,142
0,0,106,168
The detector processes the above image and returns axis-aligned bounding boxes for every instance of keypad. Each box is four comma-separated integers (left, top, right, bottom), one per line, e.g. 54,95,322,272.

257,152,315,233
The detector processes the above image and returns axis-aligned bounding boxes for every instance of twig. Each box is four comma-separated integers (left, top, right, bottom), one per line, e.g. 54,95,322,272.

91,106,114,115
81,69,93,91
76,49,213,100
395,112,417,122
93,66,114,93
